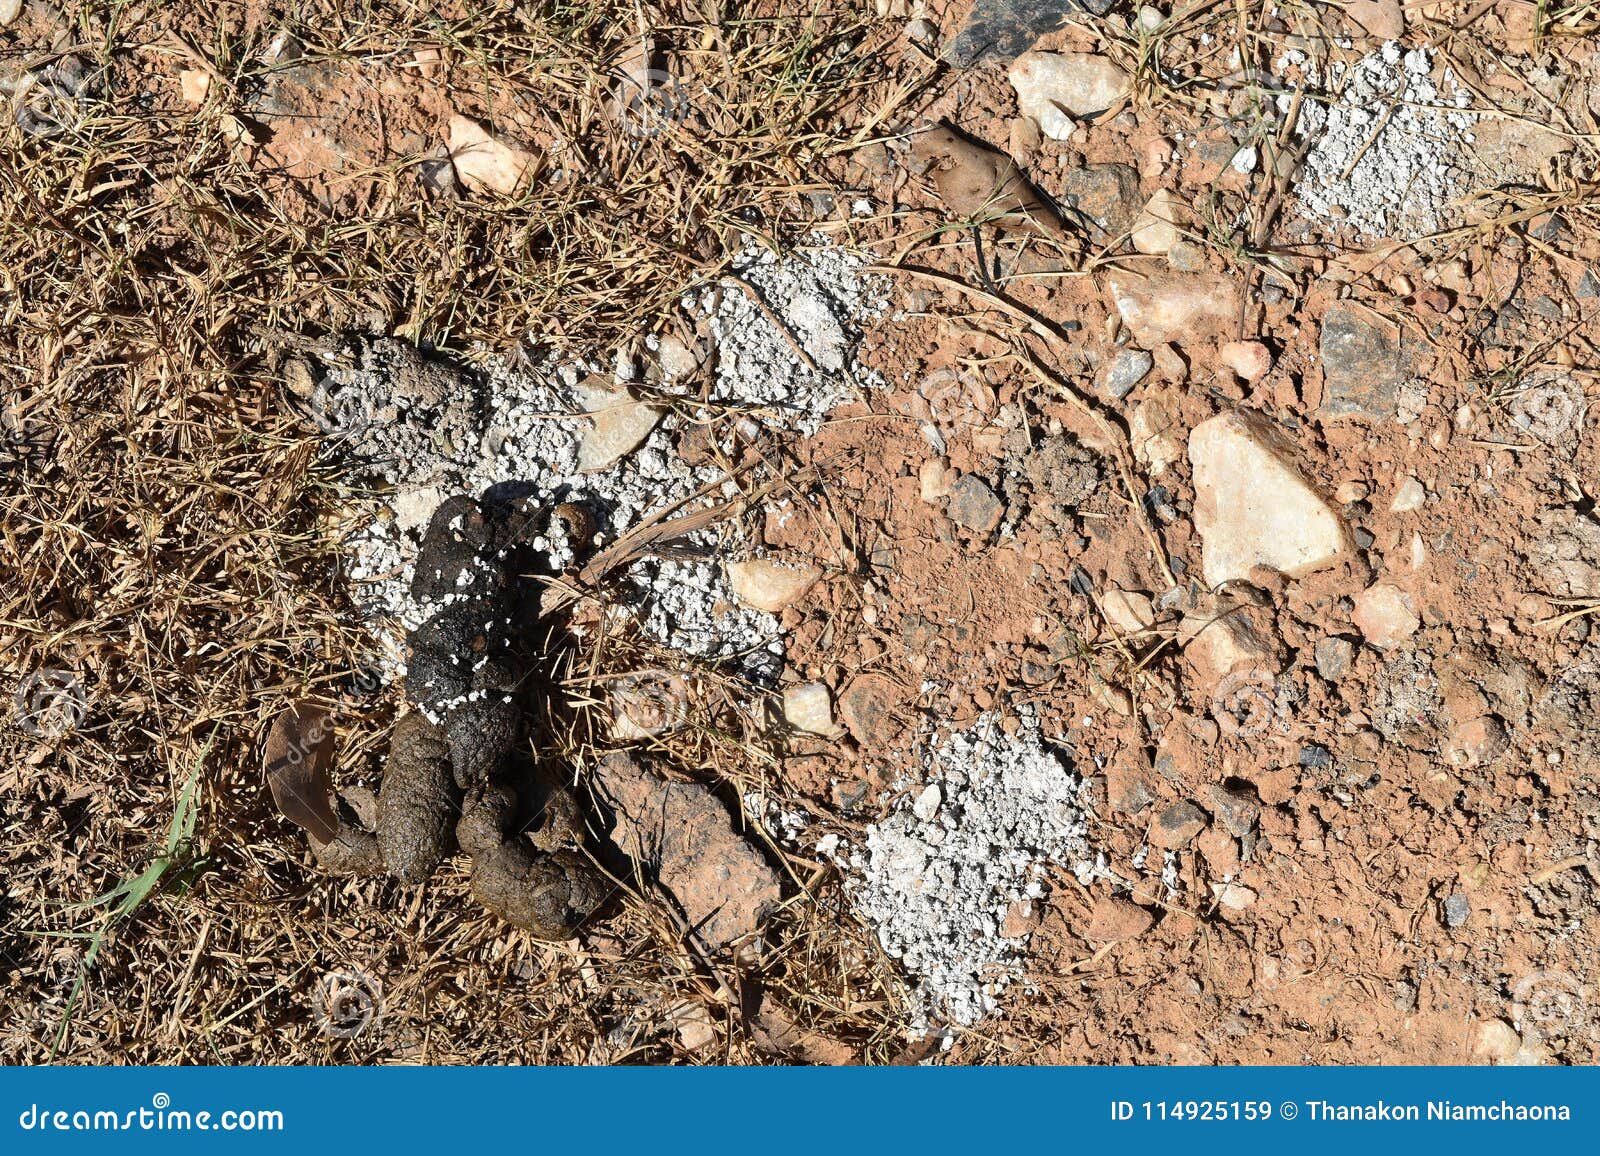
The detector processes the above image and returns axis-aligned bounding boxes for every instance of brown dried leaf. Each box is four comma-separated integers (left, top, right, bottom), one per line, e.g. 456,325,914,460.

263,702,340,845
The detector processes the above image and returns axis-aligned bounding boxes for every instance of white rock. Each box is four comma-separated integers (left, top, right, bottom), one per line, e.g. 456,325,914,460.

1390,477,1426,512
919,458,956,502
1219,339,1272,382
447,114,536,195
666,1001,716,1052
1351,582,1419,648
1210,881,1258,911
0,0,22,26
783,682,839,737
1472,1018,1551,1066
574,381,661,473
1129,188,1183,255
1102,587,1155,633
912,783,942,821
179,69,212,105
1473,1020,1522,1065
727,558,822,613
655,335,701,379
1007,52,1130,138
1105,271,1238,347
1188,411,1353,588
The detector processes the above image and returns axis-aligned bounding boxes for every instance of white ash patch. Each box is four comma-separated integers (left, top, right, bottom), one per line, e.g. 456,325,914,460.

1288,43,1477,239
828,708,1095,1033
687,235,887,433
331,350,778,678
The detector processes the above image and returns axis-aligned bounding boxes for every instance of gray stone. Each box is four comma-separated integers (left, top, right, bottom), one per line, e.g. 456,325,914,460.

1102,348,1152,399
1149,800,1208,849
947,474,1005,534
1058,163,1140,240
1443,892,1470,928
1320,301,1406,421
1315,637,1355,681
945,0,1114,67
1298,744,1333,770
1205,784,1260,839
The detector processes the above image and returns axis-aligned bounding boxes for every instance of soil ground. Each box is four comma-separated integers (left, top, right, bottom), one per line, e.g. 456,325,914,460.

3,0,1599,1064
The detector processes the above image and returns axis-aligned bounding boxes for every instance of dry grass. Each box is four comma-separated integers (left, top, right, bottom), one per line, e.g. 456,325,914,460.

1,0,912,1065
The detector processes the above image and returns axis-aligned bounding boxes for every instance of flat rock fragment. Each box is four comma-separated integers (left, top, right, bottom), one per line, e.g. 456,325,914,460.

1105,271,1238,347
591,752,781,951
1320,301,1406,421
1188,411,1352,589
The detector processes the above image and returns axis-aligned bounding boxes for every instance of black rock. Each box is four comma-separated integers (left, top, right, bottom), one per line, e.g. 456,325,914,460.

944,0,1114,68
1298,744,1333,770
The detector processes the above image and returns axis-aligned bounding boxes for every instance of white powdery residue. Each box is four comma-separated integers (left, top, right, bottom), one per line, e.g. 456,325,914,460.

845,708,1095,1031
629,554,783,678
697,235,887,433
1290,43,1478,239
334,350,780,678
744,790,811,843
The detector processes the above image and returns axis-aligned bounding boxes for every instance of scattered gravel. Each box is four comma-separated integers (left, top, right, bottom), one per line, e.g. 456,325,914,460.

692,234,887,432
831,707,1096,1033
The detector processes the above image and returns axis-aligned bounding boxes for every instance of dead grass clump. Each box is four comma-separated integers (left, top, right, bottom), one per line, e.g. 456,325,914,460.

1,0,906,1063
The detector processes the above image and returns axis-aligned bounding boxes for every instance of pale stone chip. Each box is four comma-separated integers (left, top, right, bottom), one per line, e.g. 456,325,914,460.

447,114,536,196
726,558,822,613
1188,411,1352,589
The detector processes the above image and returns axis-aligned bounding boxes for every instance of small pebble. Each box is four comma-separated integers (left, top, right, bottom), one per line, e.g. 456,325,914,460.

1103,348,1153,398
